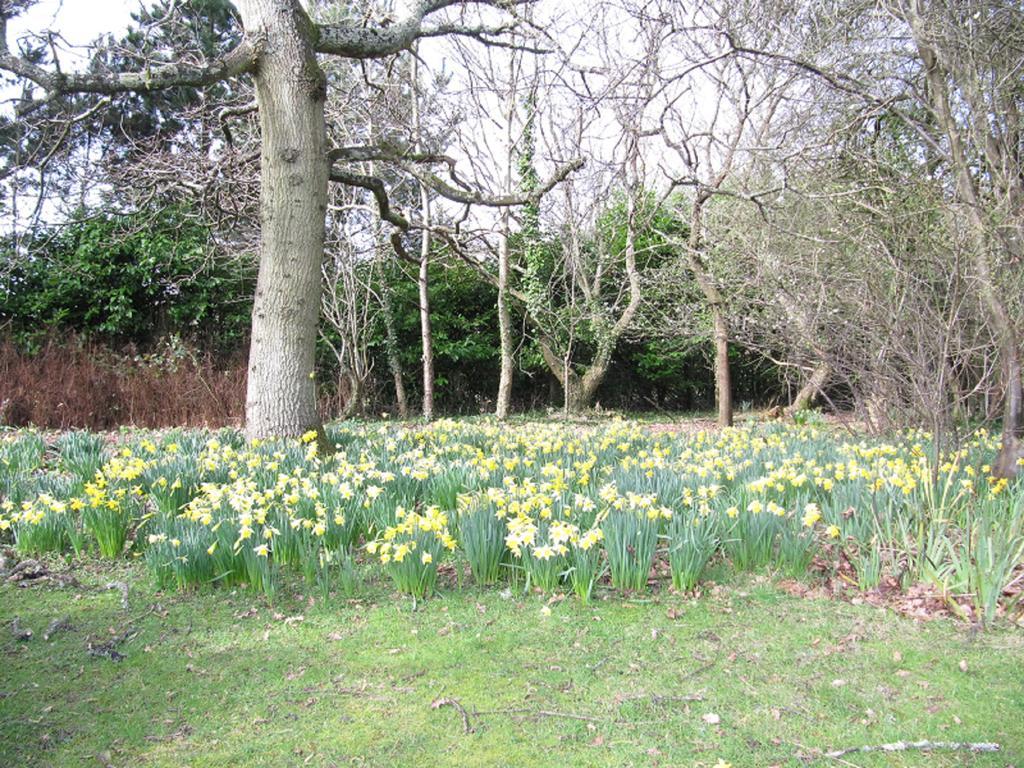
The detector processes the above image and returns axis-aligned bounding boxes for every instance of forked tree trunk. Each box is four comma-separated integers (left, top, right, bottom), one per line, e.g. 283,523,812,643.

532,175,642,415
239,0,327,440
537,336,610,415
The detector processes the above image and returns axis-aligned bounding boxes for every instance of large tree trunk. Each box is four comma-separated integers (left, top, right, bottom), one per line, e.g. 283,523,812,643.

239,0,327,440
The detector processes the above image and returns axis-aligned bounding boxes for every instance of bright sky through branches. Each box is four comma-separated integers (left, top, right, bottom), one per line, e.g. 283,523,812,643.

9,0,137,59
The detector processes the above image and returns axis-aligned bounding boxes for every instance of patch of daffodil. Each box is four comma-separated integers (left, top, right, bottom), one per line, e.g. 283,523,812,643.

0,420,1020,618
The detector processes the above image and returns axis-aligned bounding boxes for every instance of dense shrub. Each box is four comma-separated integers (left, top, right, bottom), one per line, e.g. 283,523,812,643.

0,206,255,354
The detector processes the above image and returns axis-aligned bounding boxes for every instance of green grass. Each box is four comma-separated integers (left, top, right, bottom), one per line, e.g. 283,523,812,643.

1,560,1021,767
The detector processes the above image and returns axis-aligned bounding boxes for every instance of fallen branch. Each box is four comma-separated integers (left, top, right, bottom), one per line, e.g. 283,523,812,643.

86,627,139,662
434,694,704,734
825,740,1000,758
472,707,603,723
431,697,474,733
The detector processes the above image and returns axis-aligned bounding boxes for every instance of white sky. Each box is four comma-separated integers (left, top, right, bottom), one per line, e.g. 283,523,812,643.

9,0,138,59
3,1,761,237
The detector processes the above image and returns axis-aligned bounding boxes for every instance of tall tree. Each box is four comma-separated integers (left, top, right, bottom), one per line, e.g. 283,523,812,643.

0,0,565,439
895,0,1024,476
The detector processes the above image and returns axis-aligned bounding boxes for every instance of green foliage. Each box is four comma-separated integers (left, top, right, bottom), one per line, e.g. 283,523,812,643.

596,189,683,272
602,508,660,591
667,509,719,591
1,206,254,352
456,501,508,585
56,432,108,486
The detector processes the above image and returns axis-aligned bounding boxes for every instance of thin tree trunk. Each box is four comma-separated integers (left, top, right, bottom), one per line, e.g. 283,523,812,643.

367,119,408,421
689,194,733,428
339,369,360,419
418,227,435,422
496,215,513,420
994,355,1023,478
239,0,327,440
496,60,518,421
380,278,409,418
411,51,434,422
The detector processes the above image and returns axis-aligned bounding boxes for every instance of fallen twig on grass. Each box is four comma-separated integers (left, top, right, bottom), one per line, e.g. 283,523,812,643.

6,559,47,583
431,700,607,732
472,707,603,723
43,615,73,641
824,740,1000,758
431,697,474,733
615,692,705,708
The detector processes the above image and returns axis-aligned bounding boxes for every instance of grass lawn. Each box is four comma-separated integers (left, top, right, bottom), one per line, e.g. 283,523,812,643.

1,560,1021,768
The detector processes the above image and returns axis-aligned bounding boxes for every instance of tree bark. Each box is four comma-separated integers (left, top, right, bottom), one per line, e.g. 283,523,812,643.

994,352,1023,478
339,369,362,419
712,306,733,427
238,0,327,441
